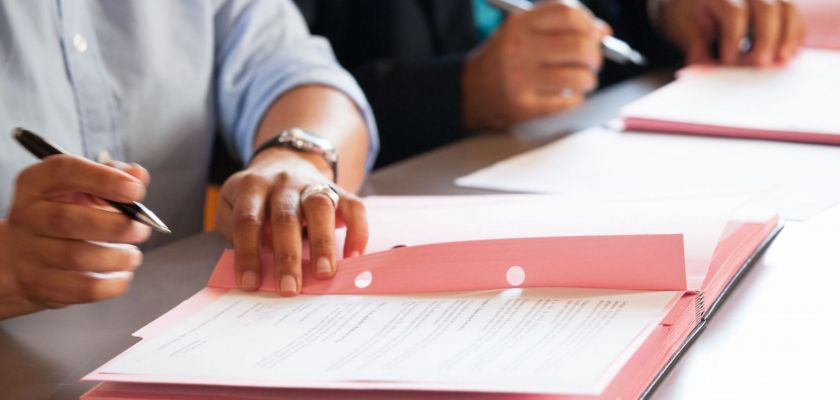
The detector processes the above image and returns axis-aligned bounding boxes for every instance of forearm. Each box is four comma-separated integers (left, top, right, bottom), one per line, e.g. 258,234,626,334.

0,220,41,320
252,85,369,192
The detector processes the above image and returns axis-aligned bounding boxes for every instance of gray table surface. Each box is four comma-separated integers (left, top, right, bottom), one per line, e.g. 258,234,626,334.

4,71,838,399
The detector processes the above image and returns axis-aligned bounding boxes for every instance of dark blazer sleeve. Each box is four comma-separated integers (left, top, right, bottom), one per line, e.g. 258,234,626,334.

353,56,467,167
294,0,478,168
293,0,679,167
587,0,682,87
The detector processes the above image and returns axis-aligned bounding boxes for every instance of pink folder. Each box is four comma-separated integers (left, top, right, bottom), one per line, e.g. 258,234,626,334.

800,0,840,50
81,195,781,399
621,49,840,145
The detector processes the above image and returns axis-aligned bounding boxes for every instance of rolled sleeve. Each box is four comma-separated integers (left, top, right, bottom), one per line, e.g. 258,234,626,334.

213,0,379,170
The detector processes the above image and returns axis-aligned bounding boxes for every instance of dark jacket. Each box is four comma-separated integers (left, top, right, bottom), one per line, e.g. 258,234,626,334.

294,0,679,167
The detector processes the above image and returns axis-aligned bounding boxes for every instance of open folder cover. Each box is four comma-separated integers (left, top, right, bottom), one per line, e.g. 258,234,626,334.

81,195,781,399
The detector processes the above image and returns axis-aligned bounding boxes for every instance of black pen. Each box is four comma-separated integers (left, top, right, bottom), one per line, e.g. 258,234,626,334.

487,0,649,67
12,127,171,234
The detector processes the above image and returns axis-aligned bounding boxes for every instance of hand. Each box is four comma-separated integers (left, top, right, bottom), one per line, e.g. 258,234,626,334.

215,148,368,296
660,0,806,66
0,156,151,319
462,1,610,131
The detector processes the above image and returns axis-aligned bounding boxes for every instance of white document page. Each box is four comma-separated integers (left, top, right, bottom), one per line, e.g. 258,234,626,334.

455,127,840,220
100,288,679,395
620,48,840,135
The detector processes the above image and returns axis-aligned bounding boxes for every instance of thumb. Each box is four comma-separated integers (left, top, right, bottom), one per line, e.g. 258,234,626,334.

594,18,612,38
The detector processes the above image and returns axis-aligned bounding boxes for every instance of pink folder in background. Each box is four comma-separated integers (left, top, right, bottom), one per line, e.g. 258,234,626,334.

621,49,840,145
82,195,781,399
800,0,840,50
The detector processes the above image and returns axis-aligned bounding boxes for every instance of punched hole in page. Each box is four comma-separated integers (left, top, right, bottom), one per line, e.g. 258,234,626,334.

354,270,373,289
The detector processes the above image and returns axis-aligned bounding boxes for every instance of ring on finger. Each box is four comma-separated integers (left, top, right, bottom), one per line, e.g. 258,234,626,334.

300,183,340,208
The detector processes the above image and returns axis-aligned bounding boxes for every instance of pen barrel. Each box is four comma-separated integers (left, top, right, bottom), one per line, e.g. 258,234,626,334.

13,128,65,159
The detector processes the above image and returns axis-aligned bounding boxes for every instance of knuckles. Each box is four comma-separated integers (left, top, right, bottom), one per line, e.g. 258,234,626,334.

303,193,333,210
235,212,263,229
308,236,333,253
274,252,301,269
46,204,76,236
270,208,299,226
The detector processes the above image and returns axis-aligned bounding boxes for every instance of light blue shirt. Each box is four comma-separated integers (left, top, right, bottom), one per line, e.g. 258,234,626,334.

0,0,379,247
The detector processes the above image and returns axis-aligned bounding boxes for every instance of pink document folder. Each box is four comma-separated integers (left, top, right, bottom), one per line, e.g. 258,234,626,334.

621,49,840,145
82,195,780,399
800,0,840,50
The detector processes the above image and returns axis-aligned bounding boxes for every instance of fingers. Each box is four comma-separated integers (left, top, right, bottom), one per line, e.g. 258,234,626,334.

709,0,749,64
337,193,368,259
301,189,336,279
594,18,612,37
10,200,152,243
269,187,303,297
777,0,805,63
231,174,271,291
533,67,597,93
531,34,602,70
686,38,714,65
15,155,146,203
703,0,803,66
16,266,134,307
24,236,143,273
748,0,782,66
523,91,586,118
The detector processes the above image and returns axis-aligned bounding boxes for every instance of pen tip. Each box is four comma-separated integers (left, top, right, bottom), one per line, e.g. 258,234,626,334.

134,204,172,234
631,53,649,67
11,127,25,139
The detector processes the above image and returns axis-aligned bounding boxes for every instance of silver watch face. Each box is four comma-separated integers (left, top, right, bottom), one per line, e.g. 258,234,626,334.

279,128,337,162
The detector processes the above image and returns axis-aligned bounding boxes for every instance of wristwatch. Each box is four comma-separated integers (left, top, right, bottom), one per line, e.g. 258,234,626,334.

251,128,338,183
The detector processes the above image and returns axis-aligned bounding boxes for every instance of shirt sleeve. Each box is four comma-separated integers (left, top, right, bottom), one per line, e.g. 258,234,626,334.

212,0,379,170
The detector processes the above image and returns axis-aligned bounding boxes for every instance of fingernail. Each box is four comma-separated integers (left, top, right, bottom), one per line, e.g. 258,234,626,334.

280,274,298,295
316,257,332,276
241,270,258,290
349,251,360,258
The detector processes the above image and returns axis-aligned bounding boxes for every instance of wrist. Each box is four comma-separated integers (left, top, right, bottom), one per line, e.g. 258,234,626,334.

251,128,338,183
249,147,334,181
462,51,496,132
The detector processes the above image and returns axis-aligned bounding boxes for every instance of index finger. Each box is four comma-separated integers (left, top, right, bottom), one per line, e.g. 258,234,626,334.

16,155,146,203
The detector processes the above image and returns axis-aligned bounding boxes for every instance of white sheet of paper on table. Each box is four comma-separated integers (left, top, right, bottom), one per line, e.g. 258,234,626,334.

99,288,679,395
455,127,840,220
620,49,840,136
